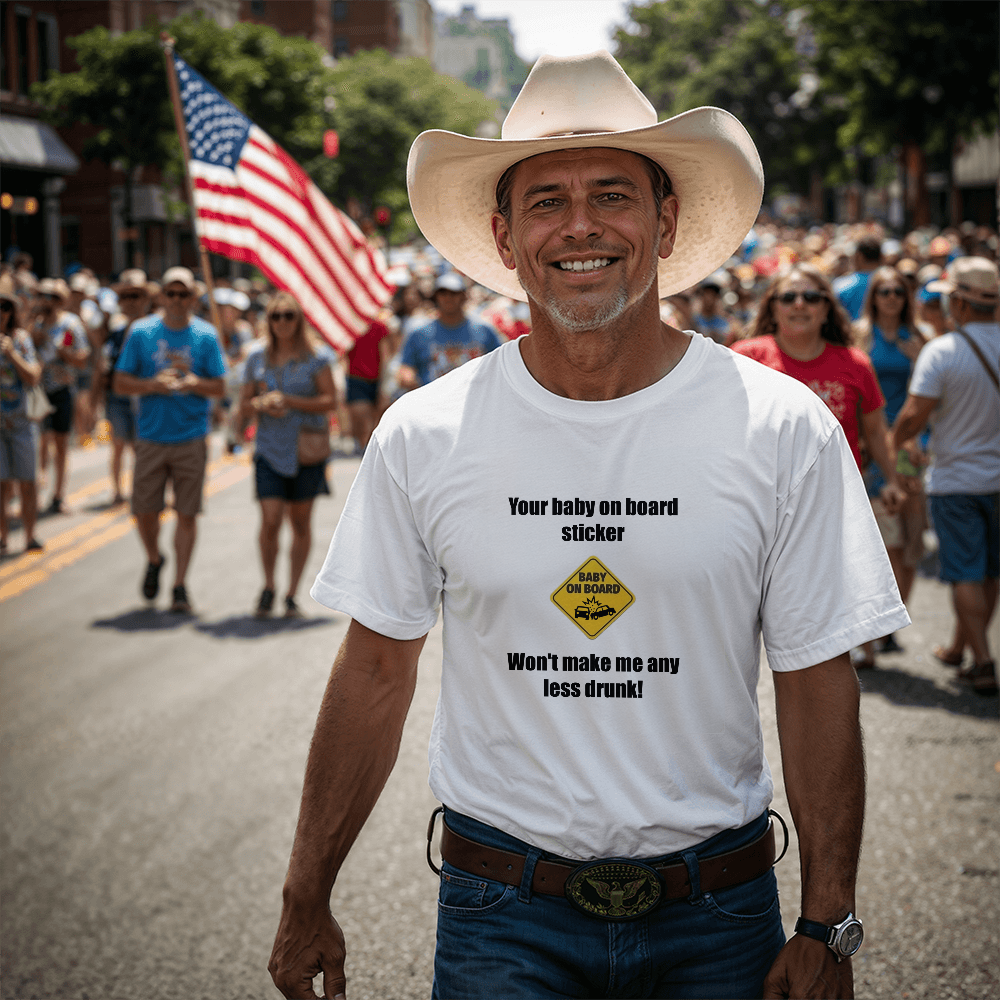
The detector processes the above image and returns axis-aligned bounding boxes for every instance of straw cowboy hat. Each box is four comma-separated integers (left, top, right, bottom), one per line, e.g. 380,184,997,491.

407,50,764,302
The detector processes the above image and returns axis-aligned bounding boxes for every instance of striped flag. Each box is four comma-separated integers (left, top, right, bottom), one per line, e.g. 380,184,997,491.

173,52,393,351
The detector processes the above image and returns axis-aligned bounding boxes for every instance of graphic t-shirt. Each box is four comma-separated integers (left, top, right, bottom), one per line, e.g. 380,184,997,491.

312,335,908,859
0,330,37,418
34,312,89,393
116,315,226,444
731,336,884,470
401,317,501,386
907,322,1000,495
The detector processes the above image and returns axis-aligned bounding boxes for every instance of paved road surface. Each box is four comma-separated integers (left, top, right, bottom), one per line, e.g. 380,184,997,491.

1,435,997,999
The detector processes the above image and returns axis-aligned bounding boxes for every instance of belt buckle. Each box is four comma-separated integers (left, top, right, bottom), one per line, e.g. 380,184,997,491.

564,858,662,921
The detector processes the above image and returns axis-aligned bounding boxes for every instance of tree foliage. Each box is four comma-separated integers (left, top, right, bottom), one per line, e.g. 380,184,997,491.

612,0,999,197
31,13,498,233
805,0,999,160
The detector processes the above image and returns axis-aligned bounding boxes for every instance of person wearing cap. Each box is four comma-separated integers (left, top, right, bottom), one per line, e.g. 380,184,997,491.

691,273,733,345
112,266,226,615
1,276,43,553
94,269,155,505
30,277,90,515
270,51,907,1000
396,272,501,391
893,257,1000,696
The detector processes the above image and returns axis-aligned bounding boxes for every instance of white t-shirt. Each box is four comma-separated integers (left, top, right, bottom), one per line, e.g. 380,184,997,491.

907,322,999,495
313,334,908,859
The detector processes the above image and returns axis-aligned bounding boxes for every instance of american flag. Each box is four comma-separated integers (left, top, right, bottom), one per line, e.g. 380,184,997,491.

173,52,393,351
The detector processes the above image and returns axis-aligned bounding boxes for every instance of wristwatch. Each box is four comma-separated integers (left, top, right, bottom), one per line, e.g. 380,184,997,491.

794,912,864,961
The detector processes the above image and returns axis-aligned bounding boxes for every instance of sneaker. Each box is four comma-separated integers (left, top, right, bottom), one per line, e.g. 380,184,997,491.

255,587,275,618
142,555,165,600
284,596,303,619
169,584,193,615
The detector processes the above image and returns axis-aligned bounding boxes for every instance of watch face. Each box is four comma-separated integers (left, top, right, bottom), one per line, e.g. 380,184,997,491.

838,922,864,956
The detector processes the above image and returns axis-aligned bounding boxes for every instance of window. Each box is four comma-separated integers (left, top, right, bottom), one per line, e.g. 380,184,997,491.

16,9,29,94
333,36,350,57
332,1,349,22
250,0,265,14
36,13,57,82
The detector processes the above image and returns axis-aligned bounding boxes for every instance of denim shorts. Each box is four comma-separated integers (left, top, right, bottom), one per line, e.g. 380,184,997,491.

0,417,37,482
346,375,378,405
929,493,999,582
433,809,785,999
254,454,330,503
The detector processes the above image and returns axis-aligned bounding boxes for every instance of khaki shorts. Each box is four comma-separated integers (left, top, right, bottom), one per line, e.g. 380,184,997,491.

871,491,926,568
132,437,208,518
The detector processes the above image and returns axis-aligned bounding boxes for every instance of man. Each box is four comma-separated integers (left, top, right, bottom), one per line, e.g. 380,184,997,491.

270,52,907,1000
113,266,225,614
690,273,733,344
893,256,999,695
396,272,501,390
94,269,154,505
31,278,90,514
832,236,882,320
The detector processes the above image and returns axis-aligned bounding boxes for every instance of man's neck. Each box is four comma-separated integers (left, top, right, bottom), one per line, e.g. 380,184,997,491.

518,294,689,401
436,313,466,329
162,313,192,332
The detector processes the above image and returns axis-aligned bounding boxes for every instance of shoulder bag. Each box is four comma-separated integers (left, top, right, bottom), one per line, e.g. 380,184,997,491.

25,384,55,421
276,360,332,466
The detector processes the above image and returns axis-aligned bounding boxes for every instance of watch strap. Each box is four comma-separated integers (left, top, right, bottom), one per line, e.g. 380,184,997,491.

795,917,833,944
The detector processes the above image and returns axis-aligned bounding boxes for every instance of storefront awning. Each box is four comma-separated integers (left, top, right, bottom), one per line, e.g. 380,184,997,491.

0,116,79,174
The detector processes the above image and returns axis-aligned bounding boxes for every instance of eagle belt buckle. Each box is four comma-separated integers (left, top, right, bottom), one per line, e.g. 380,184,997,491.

564,858,662,921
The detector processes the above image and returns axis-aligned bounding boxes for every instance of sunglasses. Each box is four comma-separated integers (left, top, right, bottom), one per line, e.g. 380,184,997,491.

164,289,191,300
876,287,906,298
270,311,298,322
776,290,825,305
119,292,146,301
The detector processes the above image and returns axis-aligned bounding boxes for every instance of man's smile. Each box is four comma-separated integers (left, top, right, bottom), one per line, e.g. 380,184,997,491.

555,257,616,272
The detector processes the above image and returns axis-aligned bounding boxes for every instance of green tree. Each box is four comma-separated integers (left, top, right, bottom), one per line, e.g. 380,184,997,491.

613,0,843,200
804,0,999,224
31,13,498,254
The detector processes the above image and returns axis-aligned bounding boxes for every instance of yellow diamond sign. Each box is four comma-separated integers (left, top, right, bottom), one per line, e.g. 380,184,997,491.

552,556,634,638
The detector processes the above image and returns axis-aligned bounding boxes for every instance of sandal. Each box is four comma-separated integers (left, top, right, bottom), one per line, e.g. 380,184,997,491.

284,596,303,619
142,554,165,601
932,646,964,667
957,661,998,696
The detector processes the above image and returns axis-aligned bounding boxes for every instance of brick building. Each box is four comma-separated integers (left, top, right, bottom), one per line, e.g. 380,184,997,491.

1,0,417,279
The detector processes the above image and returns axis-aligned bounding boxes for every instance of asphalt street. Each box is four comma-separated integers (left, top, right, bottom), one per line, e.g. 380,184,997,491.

1,433,997,1000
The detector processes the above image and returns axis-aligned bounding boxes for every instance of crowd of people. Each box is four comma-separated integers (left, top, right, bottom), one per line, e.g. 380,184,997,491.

1,213,996,677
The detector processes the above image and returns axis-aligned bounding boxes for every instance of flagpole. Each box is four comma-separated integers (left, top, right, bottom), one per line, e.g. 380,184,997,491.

161,32,224,342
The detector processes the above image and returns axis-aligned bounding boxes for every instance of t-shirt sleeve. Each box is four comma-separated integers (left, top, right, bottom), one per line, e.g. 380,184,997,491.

760,423,910,670
115,328,142,375
199,333,227,378
400,329,425,369
907,339,945,400
311,436,443,639
855,350,885,414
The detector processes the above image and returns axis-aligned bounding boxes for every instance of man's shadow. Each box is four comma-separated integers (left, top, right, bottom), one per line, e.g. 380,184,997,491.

858,661,998,720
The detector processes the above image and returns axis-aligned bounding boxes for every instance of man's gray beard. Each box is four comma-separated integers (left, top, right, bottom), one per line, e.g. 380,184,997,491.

522,258,658,333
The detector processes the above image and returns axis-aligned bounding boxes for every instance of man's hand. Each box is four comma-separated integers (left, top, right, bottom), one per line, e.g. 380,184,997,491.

879,480,907,516
268,901,346,999
762,935,854,999
152,368,182,393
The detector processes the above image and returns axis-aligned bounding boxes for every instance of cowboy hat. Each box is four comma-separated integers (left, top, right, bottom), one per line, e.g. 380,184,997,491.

936,256,999,308
112,268,155,295
407,50,763,302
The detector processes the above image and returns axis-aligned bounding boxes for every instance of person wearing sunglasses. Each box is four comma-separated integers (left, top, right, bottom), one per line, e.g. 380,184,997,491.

113,267,226,615
855,267,928,655
733,265,907,671
0,276,43,554
240,291,337,619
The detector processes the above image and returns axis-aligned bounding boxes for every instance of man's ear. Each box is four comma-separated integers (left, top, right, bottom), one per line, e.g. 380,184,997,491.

658,194,680,261
492,212,518,272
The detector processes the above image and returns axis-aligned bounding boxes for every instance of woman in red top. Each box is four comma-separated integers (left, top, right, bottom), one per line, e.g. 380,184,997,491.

732,263,906,668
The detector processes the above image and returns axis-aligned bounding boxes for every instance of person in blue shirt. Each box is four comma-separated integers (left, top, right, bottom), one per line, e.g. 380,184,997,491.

397,272,501,390
832,236,882,321
113,267,226,614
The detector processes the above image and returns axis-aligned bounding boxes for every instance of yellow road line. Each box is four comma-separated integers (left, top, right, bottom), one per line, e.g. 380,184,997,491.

0,451,251,603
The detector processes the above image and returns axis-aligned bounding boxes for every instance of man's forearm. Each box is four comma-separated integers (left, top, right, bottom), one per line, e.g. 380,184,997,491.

282,621,425,908
773,654,864,923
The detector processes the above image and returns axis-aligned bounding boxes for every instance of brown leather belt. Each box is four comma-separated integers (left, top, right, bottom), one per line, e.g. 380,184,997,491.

439,817,776,902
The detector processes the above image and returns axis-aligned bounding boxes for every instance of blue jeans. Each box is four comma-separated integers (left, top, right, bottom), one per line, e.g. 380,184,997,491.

433,809,785,999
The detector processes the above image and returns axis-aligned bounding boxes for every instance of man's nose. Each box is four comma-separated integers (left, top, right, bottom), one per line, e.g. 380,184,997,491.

560,198,603,241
